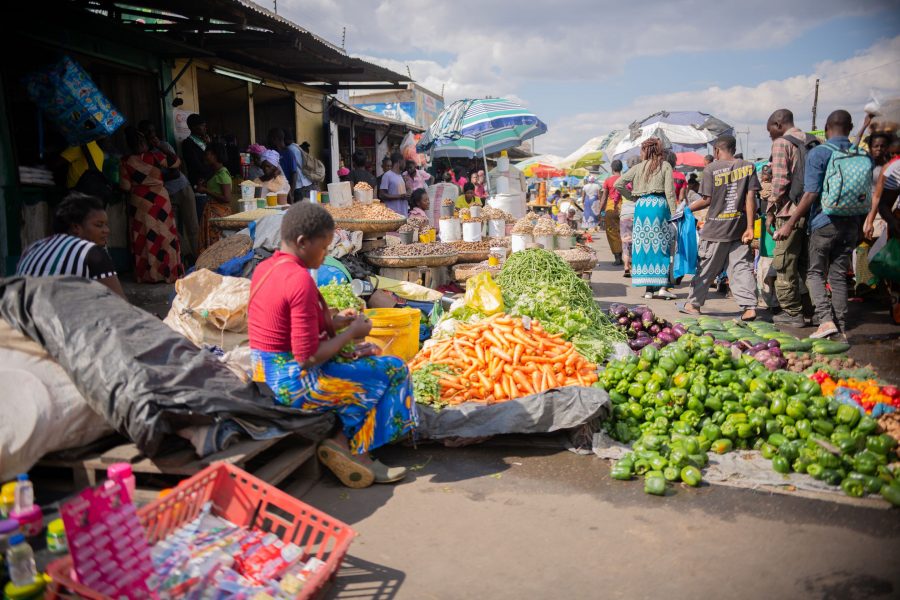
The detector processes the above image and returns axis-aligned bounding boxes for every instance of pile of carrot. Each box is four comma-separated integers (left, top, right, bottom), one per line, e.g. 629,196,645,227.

409,313,599,406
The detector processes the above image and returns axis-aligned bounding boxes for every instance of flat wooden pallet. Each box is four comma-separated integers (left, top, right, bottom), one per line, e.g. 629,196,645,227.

38,435,319,500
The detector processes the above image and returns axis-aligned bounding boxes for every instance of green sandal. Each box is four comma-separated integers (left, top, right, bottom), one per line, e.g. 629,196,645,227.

317,440,375,489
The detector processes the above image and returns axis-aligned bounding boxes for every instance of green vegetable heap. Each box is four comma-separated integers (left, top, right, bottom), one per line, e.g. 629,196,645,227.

412,364,454,410
599,333,900,504
319,281,365,311
496,249,624,363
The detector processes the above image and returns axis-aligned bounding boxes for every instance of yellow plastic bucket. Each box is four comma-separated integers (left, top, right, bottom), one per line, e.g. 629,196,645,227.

364,307,421,362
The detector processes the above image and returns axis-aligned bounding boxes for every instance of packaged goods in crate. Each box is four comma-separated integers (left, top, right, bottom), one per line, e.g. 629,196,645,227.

47,463,356,600
24,56,125,145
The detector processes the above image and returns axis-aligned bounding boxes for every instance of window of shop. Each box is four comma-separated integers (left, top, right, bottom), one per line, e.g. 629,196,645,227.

252,85,295,147
355,128,376,172
196,69,250,173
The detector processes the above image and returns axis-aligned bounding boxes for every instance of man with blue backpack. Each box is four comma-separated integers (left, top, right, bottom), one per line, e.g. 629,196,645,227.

774,110,873,341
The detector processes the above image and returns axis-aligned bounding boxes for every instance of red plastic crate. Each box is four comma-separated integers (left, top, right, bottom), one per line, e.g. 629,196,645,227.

46,462,356,599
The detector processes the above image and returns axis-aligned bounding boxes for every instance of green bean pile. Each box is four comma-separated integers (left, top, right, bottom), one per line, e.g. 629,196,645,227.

496,249,624,362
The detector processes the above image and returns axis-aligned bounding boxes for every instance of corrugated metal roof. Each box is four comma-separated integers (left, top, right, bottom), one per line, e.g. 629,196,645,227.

72,0,410,85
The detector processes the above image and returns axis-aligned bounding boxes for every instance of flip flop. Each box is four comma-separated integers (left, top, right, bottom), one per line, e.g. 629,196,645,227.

740,309,757,322
676,301,700,315
317,440,375,489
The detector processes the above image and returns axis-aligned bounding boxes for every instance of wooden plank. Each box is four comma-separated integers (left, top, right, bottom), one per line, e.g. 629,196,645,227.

253,442,316,486
200,437,280,467
98,443,144,464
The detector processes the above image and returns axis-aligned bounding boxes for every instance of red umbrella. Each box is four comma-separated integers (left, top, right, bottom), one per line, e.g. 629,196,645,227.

676,152,706,168
531,165,566,178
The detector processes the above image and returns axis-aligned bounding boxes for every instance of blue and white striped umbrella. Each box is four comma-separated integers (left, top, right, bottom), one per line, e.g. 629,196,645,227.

416,98,548,158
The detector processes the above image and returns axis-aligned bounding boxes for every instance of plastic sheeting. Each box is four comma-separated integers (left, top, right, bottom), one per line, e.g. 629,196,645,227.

415,387,610,441
0,277,334,457
592,430,888,501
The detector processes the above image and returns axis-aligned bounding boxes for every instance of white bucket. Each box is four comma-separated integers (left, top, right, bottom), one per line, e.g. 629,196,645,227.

487,219,506,238
488,193,526,219
535,234,555,250
556,235,574,250
354,188,374,204
497,155,510,172
462,221,483,242
439,218,462,242
240,182,256,201
328,182,353,207
511,233,532,252
495,176,510,195
469,205,482,219
240,200,256,213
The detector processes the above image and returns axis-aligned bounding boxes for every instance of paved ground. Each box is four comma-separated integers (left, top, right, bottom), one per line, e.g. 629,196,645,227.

301,444,898,600
293,236,900,600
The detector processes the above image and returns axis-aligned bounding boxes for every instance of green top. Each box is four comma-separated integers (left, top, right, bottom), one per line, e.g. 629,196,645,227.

207,167,232,198
614,161,676,213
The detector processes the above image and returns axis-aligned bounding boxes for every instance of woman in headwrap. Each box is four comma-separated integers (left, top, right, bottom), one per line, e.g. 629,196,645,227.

246,144,267,180
254,149,290,194
474,170,487,199
615,138,677,299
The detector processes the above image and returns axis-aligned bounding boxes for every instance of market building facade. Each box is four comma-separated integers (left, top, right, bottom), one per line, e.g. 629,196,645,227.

0,0,418,274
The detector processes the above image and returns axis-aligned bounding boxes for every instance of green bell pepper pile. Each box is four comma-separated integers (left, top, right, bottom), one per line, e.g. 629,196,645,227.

599,329,900,502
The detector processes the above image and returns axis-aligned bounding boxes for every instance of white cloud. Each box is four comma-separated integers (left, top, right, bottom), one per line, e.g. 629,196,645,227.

276,1,900,158
541,36,900,157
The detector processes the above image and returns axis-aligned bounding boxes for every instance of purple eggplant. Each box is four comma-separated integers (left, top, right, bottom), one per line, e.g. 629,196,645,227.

766,339,781,349
753,350,772,363
649,342,662,349
750,342,769,353
637,330,651,339
764,357,786,371
641,310,655,329
630,336,653,349
657,332,675,345
768,347,783,358
660,327,673,336
610,304,628,317
648,324,661,335
736,340,752,351
672,323,687,338
655,316,669,327
617,316,631,327
631,321,644,333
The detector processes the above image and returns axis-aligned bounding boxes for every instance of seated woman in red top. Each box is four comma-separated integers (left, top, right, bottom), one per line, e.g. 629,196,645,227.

248,202,415,488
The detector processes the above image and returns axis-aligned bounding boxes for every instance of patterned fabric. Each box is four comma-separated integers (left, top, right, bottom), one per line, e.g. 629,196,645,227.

121,152,184,283
251,350,417,455
16,234,116,280
199,167,234,252
820,144,873,216
631,194,673,287
770,127,804,204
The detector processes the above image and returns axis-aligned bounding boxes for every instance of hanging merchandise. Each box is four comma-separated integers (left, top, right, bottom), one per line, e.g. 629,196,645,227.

24,56,125,145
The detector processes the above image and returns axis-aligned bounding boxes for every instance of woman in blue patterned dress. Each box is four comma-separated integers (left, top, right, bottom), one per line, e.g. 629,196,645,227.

248,202,416,488
614,138,678,299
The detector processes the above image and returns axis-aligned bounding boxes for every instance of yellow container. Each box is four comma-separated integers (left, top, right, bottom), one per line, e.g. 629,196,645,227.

0,482,15,518
364,308,421,362
754,218,761,238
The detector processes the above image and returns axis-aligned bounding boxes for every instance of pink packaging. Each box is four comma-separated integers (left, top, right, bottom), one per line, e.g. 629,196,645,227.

9,505,43,537
61,479,153,599
106,463,136,502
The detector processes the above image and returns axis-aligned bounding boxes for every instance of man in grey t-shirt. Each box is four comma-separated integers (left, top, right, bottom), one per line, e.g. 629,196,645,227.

678,134,760,321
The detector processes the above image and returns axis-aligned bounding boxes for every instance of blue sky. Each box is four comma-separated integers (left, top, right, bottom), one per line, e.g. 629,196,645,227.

284,0,900,157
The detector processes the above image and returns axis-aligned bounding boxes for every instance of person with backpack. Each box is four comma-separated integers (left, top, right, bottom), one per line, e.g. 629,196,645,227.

766,108,818,327
774,110,873,341
268,129,315,204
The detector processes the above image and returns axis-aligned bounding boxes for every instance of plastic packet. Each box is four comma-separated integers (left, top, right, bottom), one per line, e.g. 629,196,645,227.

463,272,504,316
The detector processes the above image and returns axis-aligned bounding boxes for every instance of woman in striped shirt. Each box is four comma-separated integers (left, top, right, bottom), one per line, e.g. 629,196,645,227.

16,193,125,297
